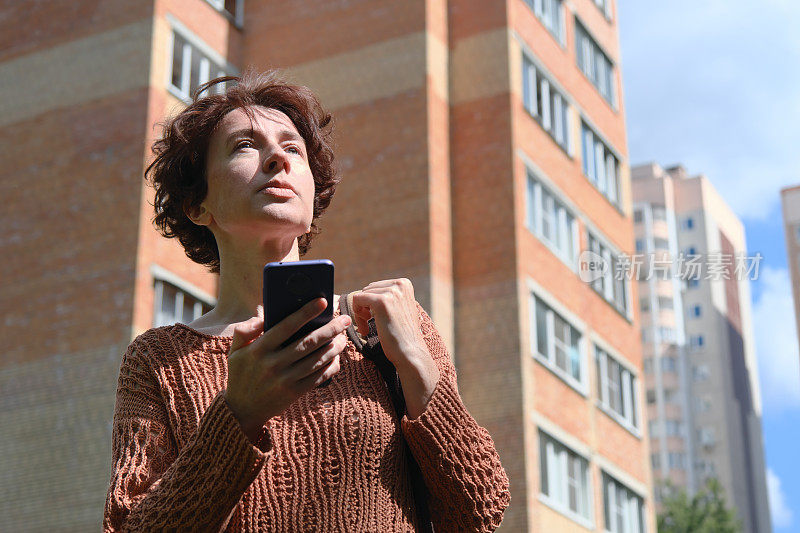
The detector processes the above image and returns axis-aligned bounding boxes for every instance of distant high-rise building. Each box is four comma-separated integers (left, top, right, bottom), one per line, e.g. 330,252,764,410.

780,185,800,360
632,163,772,533
2,1,655,531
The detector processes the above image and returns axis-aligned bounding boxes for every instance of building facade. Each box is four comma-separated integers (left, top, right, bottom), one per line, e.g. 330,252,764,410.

632,163,772,533
1,1,653,531
781,185,800,359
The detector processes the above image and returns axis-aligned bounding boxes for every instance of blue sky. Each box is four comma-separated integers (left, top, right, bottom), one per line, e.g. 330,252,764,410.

617,0,800,529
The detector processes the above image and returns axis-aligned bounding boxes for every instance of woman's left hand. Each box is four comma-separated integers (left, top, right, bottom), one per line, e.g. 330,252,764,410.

351,279,440,418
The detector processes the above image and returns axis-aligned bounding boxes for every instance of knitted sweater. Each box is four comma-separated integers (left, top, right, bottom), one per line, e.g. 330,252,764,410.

103,300,510,532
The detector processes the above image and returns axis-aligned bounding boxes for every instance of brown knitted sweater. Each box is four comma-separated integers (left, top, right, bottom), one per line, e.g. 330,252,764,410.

103,300,510,532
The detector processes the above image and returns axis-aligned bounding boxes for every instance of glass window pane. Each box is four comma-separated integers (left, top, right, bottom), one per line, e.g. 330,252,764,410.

182,294,195,323
162,283,177,319
170,33,185,90
539,433,549,496
190,47,203,96
536,299,548,357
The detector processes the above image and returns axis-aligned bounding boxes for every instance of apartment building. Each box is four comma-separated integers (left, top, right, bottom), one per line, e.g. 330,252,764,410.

1,1,653,530
781,185,800,358
632,163,771,533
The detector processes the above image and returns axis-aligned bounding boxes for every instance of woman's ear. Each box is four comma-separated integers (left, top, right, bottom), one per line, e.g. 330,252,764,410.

184,200,211,226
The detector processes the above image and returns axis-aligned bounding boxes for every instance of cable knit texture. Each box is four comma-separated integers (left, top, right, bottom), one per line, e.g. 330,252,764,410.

103,301,510,532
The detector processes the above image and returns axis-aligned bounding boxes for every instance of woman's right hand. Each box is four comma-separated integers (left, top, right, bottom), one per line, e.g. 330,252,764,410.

223,297,351,443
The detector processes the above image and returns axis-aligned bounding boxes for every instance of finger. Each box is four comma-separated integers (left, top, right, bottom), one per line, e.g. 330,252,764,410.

260,297,327,351
291,333,347,380
287,314,351,363
296,350,342,390
229,316,264,353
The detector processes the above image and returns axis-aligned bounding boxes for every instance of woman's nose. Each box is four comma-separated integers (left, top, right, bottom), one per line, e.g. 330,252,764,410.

263,149,289,174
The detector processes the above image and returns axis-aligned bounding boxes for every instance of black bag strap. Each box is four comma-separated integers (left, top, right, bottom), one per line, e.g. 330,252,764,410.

340,293,434,533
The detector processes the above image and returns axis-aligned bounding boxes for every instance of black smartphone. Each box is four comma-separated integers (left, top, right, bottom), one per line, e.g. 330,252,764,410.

263,259,335,349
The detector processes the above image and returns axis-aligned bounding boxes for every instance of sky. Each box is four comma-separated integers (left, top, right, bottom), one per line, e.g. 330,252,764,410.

617,0,800,530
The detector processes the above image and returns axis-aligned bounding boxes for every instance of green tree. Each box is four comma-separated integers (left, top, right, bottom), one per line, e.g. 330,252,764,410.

657,479,741,533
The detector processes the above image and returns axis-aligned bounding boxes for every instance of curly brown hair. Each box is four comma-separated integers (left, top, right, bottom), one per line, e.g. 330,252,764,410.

145,68,340,273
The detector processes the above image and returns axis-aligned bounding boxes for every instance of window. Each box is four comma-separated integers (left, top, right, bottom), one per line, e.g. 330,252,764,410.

657,296,673,310
668,453,686,470
662,389,679,404
603,472,645,533
651,454,660,470
695,395,711,413
522,55,572,153
524,0,565,44
592,0,613,19
633,210,643,223
697,427,716,448
587,231,629,315
532,295,584,390
687,278,700,289
660,356,677,373
689,335,705,349
682,217,694,230
692,364,710,382
686,246,697,256
659,327,675,343
169,29,233,102
653,238,669,251
664,420,683,436
639,297,649,312
153,278,213,327
643,358,653,374
690,304,701,317
596,346,639,430
204,0,243,24
539,431,593,523
648,421,659,437
646,389,656,404
581,121,620,207
526,171,578,266
575,19,616,105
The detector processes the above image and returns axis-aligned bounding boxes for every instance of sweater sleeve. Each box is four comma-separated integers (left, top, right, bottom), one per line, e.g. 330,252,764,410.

400,302,511,532
103,340,270,532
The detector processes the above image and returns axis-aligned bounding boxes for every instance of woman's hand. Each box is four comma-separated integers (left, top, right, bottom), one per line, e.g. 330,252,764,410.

223,298,351,443
351,279,440,418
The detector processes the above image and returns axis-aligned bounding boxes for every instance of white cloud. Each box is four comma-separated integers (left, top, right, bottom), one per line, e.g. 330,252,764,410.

767,468,794,529
619,0,800,221
752,266,800,412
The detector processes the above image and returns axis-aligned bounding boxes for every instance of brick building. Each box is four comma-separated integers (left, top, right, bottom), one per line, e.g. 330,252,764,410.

632,163,772,533
0,0,653,530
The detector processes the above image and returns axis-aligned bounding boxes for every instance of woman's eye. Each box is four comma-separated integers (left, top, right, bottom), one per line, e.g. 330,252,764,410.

235,140,254,150
286,145,301,155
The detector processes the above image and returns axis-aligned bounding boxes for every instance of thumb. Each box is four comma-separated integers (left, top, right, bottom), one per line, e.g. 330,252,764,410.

230,316,263,353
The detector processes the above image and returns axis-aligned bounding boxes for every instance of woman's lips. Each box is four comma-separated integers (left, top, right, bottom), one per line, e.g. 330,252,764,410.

261,187,296,198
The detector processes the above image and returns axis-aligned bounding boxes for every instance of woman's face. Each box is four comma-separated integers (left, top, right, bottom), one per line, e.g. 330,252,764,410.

198,106,316,244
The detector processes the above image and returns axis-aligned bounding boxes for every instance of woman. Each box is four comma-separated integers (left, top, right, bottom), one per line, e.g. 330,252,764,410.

103,69,510,532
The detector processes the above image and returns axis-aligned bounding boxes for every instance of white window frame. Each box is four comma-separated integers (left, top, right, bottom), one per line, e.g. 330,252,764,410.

603,472,645,533
527,0,565,45
151,265,216,328
531,294,587,394
596,345,640,434
526,169,580,269
580,120,621,208
522,54,572,154
539,430,594,527
166,16,238,103
586,230,630,317
575,18,617,107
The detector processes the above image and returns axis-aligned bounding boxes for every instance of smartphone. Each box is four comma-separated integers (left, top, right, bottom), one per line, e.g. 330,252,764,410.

263,259,335,349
